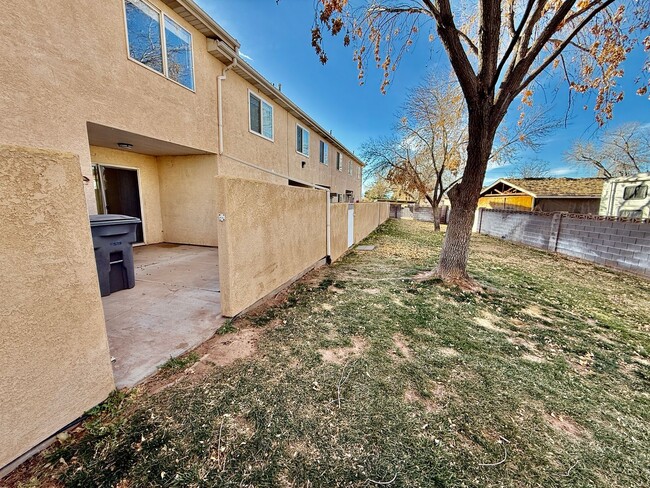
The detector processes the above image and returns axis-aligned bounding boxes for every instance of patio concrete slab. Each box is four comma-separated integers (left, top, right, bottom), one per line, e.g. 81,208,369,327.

103,244,224,388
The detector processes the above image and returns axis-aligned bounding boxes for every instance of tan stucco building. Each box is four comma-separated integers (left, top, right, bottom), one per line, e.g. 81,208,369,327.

0,0,386,474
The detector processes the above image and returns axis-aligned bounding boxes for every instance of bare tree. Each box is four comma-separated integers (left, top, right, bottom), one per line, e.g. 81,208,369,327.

362,75,465,230
312,0,650,288
364,174,394,200
508,159,552,178
565,122,650,177
362,73,559,231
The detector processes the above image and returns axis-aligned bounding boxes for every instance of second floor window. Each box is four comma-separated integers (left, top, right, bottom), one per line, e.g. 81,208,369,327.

348,161,353,175
296,124,310,156
319,141,329,164
124,0,194,90
336,152,342,171
249,92,274,140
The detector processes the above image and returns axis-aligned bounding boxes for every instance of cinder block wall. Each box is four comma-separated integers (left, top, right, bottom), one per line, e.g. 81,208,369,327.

555,219,650,275
477,210,553,250
477,209,650,277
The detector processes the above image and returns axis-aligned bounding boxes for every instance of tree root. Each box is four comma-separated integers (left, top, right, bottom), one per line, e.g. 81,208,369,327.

413,269,484,293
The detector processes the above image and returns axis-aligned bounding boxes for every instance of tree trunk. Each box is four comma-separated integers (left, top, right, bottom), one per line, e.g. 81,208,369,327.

424,194,441,232
435,102,498,286
432,206,441,231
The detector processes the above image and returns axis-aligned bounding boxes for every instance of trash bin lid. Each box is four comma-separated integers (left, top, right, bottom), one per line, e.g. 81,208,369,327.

90,214,142,227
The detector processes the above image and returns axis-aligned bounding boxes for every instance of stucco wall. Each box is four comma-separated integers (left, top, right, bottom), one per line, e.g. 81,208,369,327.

159,155,220,246
330,203,351,261
0,145,114,469
378,201,390,223
219,70,362,194
0,0,363,216
215,177,327,316
0,0,223,213
354,203,381,243
90,145,164,244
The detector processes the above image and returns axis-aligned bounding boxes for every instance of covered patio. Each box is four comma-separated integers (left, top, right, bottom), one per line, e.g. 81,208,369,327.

102,243,224,388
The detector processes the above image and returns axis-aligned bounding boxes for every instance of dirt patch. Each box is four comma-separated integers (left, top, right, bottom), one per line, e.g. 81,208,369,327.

321,303,334,311
522,305,552,322
328,285,345,294
145,327,264,394
362,288,381,295
474,311,510,334
545,413,590,440
390,333,412,360
509,318,527,328
319,337,368,364
507,336,547,363
522,353,546,363
437,347,459,357
404,383,446,413
415,327,437,338
570,351,595,375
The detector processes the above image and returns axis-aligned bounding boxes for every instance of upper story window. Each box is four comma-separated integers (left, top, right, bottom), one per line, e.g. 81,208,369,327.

357,165,361,179
296,124,310,156
319,141,329,165
348,161,353,175
623,184,648,200
336,152,342,171
124,0,195,91
249,91,274,141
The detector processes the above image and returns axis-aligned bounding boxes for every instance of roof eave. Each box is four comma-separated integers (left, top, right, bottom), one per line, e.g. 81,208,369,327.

207,40,365,167
161,0,240,51
480,178,537,198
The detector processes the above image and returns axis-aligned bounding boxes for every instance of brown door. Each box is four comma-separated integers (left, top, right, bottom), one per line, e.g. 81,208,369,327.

93,165,144,243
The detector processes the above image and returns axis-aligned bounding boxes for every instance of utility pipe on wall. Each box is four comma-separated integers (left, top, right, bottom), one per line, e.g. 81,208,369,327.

326,190,331,263
217,57,238,154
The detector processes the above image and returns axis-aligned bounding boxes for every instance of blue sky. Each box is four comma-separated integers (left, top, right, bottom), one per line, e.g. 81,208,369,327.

198,0,649,185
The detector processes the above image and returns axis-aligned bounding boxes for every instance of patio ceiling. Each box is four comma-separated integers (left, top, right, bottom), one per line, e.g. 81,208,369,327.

87,122,214,156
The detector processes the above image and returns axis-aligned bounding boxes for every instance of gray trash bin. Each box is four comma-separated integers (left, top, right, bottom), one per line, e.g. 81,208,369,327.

90,214,142,297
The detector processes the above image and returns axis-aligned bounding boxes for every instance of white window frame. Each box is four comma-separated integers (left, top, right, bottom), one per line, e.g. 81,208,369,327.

123,0,196,92
336,152,342,171
348,160,353,175
319,140,329,165
296,123,310,157
248,89,274,142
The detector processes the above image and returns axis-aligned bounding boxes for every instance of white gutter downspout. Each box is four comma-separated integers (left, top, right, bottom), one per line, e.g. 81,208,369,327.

218,57,237,154
326,190,331,263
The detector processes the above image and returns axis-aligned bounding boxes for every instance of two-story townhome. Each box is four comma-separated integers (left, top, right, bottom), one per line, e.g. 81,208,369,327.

0,0,385,475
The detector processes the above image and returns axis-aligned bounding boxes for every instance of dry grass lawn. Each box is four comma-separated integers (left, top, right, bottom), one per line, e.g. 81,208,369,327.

5,219,650,487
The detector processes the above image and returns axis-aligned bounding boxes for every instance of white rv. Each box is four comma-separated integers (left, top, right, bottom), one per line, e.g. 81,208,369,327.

599,173,650,219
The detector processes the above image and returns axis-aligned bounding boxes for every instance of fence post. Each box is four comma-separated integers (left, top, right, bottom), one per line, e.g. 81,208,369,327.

548,212,564,252
476,208,485,233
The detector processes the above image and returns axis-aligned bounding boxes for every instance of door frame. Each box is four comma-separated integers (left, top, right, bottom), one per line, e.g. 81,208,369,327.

92,162,147,244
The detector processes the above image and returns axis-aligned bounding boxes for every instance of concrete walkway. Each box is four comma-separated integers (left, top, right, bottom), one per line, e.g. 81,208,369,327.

102,244,223,388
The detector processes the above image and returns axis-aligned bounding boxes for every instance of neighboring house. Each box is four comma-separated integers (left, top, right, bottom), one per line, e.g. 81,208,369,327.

599,173,650,219
478,178,605,214
0,0,384,473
